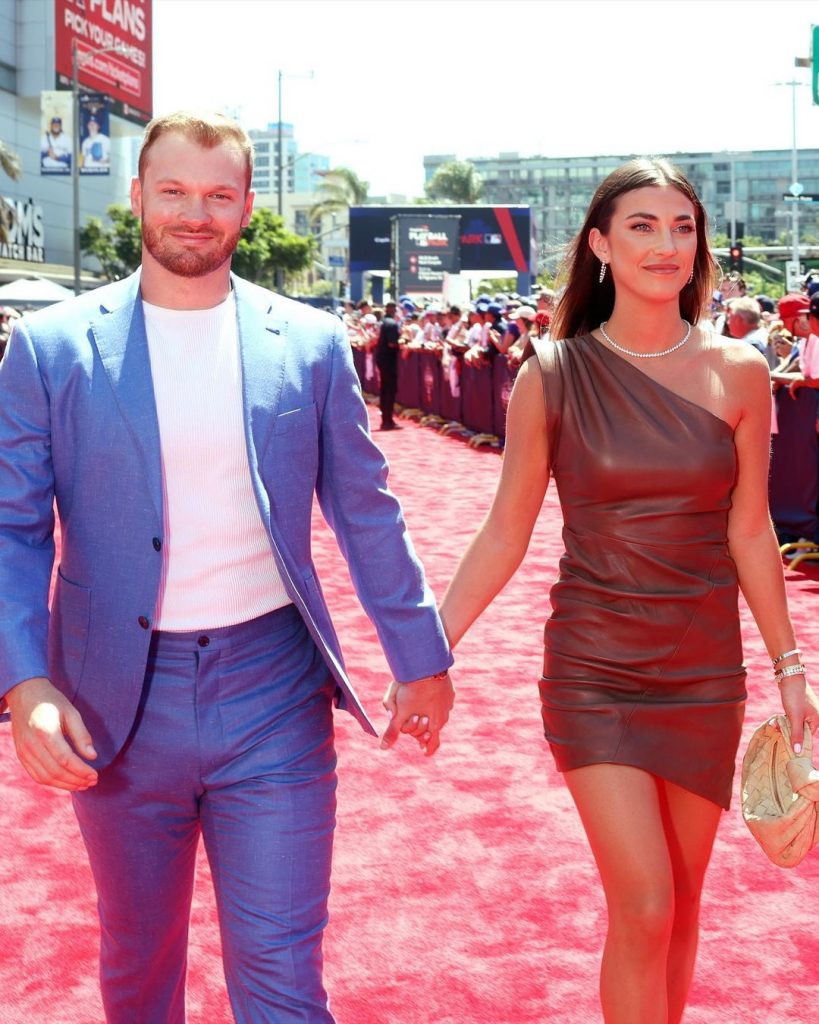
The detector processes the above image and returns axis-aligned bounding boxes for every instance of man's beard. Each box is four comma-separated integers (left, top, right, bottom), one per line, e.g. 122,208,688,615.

142,223,241,278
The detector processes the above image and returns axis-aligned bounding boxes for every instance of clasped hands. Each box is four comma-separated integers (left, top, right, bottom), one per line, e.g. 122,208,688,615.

380,672,455,757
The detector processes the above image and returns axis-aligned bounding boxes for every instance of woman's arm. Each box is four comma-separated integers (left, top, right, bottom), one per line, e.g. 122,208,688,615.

439,357,551,647
726,350,819,747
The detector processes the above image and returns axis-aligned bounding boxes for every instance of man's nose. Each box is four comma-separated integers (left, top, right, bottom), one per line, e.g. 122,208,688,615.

178,196,210,225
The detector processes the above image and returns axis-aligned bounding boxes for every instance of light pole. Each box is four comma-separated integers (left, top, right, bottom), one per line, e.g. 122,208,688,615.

72,38,127,295
775,78,810,275
274,69,313,291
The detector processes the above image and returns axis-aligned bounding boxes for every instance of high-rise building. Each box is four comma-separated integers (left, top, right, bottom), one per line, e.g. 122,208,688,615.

424,149,819,257
248,123,329,204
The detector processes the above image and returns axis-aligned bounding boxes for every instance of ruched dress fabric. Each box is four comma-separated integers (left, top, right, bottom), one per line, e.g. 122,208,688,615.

535,335,746,810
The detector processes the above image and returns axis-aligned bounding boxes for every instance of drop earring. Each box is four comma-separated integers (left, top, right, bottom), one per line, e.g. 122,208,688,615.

599,261,607,284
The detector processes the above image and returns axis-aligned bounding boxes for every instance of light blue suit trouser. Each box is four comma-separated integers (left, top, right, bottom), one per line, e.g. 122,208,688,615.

72,605,338,1024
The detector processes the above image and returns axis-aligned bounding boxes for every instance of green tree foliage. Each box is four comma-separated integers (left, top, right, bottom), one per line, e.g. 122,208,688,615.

309,167,369,223
80,204,142,281
0,139,22,244
424,161,483,205
81,204,315,289
232,207,315,288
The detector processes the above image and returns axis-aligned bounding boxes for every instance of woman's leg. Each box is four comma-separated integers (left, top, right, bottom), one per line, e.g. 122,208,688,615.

564,764,674,1024
656,780,722,1024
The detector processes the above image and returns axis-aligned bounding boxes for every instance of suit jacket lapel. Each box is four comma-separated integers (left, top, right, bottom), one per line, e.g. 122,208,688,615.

90,272,164,522
233,276,289,525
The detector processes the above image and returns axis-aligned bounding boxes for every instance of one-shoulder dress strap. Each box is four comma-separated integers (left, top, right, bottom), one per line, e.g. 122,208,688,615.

531,337,565,460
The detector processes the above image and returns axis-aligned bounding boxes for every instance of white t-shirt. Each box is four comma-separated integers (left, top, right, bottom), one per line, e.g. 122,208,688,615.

143,291,290,630
799,333,819,379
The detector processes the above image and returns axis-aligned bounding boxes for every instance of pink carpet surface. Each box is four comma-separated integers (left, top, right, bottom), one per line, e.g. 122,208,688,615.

1,405,818,1023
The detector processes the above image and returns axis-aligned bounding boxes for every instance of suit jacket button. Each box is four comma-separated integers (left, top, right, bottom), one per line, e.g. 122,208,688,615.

152,537,162,551
138,615,150,630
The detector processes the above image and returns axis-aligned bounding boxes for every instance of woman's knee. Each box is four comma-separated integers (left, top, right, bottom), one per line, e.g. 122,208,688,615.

607,887,675,946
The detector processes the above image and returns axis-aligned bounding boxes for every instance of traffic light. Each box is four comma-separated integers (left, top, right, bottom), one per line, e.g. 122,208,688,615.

729,242,744,273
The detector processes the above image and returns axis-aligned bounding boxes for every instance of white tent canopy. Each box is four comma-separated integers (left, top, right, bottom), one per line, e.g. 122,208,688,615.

0,276,75,308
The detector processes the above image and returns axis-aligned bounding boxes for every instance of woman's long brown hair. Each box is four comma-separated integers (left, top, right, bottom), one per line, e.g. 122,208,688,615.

550,158,720,341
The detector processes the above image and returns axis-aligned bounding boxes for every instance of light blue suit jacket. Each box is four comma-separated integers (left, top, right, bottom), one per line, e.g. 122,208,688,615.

0,271,452,767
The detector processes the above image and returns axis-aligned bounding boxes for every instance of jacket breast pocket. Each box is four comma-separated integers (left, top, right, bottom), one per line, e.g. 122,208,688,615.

48,568,91,702
272,402,318,436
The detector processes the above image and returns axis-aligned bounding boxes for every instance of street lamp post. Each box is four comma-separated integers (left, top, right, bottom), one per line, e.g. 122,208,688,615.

775,77,810,278
72,38,127,295
274,69,313,292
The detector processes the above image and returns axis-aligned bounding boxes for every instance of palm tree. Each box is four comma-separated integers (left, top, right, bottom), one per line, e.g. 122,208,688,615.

0,139,22,244
424,160,483,205
309,167,369,224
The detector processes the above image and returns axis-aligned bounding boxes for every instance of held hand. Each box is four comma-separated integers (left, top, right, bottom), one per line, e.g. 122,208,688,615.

779,676,819,755
7,676,98,791
380,673,455,756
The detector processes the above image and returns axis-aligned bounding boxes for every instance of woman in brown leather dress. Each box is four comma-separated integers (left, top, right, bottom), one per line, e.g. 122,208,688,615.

437,159,819,1024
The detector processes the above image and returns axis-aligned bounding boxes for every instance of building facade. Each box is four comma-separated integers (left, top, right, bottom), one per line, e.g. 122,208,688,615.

0,0,146,288
248,123,329,204
424,148,819,265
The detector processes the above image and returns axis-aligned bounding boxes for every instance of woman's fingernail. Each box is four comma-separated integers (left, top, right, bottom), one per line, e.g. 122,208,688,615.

794,743,802,754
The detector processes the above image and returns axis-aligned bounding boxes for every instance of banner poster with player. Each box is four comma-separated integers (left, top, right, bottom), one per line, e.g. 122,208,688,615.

40,89,73,175
79,93,111,175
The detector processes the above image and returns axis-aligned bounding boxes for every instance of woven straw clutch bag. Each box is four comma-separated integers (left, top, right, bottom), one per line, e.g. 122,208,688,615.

741,716,819,868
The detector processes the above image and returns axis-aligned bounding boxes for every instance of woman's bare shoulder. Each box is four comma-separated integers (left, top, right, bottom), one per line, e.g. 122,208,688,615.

702,326,770,382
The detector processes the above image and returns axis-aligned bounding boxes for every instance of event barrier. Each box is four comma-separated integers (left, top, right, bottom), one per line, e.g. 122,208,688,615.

353,346,519,442
769,388,819,542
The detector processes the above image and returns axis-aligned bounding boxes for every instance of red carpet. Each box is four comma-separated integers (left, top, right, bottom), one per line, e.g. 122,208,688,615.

1,405,818,1023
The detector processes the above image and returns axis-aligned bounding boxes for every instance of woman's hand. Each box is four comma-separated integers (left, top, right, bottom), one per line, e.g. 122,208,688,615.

779,675,819,754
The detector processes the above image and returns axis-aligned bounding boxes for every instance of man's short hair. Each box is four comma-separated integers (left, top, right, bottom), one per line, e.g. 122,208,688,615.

138,111,254,191
727,297,761,328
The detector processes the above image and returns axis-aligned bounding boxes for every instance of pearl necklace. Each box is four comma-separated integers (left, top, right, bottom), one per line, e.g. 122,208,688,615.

598,320,692,359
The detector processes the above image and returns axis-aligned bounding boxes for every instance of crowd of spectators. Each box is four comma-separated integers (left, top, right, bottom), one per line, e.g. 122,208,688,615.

344,289,555,374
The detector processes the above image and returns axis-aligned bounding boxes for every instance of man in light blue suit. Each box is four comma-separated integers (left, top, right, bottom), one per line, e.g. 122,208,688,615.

0,112,454,1023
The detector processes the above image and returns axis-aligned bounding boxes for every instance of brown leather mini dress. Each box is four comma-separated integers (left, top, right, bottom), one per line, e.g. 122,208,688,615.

535,335,746,810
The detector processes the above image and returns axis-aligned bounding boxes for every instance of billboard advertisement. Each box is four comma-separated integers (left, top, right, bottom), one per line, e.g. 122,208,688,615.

54,0,153,126
350,205,532,275
391,215,461,295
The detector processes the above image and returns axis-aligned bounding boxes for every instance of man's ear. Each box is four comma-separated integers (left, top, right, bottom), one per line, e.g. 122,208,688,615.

241,190,255,228
130,177,142,219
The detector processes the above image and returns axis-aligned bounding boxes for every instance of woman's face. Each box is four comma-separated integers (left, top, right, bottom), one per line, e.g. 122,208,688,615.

590,185,697,306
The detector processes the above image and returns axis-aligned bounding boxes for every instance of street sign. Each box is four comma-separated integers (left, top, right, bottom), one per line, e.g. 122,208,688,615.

786,261,804,292
814,25,819,104
783,194,817,203
328,255,345,267
790,181,804,196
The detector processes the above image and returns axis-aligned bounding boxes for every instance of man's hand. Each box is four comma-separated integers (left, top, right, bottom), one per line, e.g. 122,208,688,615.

6,676,98,791
380,673,455,756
